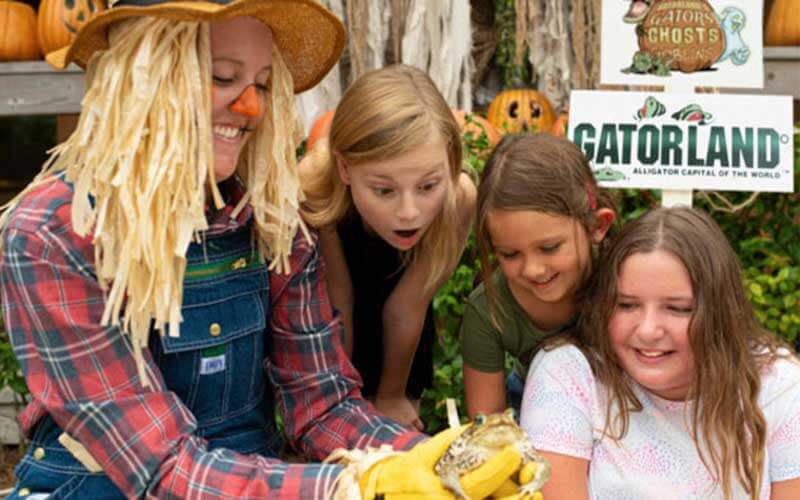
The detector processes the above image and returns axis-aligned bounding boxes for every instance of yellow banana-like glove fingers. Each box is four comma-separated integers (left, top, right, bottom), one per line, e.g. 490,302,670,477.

459,445,522,499
359,426,467,500
358,425,524,500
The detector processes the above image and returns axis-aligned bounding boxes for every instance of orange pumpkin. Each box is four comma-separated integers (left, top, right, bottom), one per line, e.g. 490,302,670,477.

765,0,800,46
306,110,334,151
0,1,41,61
452,110,501,145
487,89,555,134
550,111,569,138
37,0,105,56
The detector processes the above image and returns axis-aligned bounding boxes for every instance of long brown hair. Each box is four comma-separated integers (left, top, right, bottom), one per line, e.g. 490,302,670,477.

475,133,616,328
577,206,790,499
300,64,464,293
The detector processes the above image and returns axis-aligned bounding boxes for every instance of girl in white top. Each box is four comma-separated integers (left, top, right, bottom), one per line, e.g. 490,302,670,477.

521,207,800,500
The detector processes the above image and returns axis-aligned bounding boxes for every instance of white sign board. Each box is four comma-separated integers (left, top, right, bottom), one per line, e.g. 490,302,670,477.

568,90,794,193
600,0,763,88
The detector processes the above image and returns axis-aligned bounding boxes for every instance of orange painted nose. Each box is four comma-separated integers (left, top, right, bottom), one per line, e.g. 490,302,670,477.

229,85,261,117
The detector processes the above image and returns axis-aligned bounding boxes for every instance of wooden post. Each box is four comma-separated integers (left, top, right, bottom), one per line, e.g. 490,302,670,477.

662,81,696,208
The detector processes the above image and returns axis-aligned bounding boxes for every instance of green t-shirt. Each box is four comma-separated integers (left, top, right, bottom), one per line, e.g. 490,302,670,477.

459,270,570,377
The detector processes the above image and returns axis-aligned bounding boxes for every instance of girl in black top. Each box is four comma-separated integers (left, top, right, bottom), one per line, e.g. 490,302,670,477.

299,64,476,430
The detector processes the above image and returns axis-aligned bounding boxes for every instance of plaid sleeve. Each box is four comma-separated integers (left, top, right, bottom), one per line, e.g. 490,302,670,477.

269,231,425,459
0,198,346,498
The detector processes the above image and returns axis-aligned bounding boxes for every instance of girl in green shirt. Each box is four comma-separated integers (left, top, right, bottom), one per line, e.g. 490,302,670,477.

461,133,617,418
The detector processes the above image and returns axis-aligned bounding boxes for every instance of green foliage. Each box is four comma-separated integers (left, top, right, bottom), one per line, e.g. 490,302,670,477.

421,116,488,433
423,125,800,432
494,0,531,88
0,317,28,400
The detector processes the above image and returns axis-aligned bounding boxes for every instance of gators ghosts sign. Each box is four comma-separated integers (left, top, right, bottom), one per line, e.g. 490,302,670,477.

601,0,764,88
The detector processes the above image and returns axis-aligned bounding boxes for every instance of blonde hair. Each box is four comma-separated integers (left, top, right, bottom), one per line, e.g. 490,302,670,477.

0,16,306,385
576,207,792,500
300,64,463,293
476,133,616,329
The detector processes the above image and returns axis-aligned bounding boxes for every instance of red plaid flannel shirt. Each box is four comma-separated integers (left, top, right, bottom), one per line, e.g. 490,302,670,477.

0,177,424,498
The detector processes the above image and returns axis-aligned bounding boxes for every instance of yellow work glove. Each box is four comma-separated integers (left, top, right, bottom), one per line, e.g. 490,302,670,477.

358,425,521,500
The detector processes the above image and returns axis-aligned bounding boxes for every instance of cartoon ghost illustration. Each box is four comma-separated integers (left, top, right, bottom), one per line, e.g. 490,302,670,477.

718,7,750,65
623,0,653,24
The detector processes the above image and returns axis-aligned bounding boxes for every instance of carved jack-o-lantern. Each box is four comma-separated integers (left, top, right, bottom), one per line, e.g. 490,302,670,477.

37,0,105,56
487,89,555,134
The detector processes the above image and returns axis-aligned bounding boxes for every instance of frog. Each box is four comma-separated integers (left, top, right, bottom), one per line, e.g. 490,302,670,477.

434,409,551,499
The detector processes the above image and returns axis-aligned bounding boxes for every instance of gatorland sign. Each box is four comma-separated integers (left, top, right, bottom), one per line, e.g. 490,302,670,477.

568,91,794,193
601,0,764,88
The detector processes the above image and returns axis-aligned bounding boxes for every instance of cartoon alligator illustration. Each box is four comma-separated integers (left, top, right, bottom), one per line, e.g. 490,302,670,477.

621,51,672,76
635,96,666,121
594,167,627,182
671,104,714,126
623,0,653,24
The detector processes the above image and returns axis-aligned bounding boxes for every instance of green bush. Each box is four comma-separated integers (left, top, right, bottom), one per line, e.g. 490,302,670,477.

423,123,800,433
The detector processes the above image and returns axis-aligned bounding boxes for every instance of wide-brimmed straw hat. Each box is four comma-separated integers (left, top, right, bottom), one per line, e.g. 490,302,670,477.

46,0,345,93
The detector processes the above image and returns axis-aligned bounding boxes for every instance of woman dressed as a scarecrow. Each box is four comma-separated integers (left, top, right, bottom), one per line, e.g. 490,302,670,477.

0,1,526,498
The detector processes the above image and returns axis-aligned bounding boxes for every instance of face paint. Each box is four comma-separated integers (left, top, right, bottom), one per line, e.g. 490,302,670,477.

229,84,261,118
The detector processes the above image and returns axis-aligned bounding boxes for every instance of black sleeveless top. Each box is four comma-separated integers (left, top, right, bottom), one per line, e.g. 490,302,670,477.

337,213,435,399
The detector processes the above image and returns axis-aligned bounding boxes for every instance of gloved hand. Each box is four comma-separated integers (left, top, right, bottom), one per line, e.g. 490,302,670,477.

358,425,522,500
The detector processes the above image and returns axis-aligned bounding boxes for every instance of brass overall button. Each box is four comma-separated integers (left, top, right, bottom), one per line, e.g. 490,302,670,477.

209,323,222,336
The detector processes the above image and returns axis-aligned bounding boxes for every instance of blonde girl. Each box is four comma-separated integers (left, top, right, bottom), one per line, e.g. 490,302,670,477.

521,207,800,499
461,133,616,418
300,64,476,430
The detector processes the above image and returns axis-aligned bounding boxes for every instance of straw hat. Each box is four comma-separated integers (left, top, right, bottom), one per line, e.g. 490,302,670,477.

46,0,345,93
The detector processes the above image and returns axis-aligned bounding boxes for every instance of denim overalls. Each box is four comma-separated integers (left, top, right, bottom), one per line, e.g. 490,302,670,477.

8,224,280,498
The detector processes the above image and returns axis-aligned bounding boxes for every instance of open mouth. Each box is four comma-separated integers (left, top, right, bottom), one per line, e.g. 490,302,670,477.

531,273,558,287
394,229,419,239
634,348,675,360
213,125,251,140
624,0,652,23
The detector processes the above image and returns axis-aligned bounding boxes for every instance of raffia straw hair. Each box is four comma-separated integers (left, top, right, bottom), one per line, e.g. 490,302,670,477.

0,16,306,386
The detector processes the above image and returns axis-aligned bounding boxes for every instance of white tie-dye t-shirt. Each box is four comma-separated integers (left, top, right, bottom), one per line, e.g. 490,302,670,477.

520,345,800,499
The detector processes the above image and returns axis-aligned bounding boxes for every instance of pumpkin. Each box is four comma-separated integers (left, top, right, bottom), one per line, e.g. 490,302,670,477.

306,110,334,151
452,110,501,145
637,0,724,73
487,89,555,134
0,1,41,61
765,0,800,46
550,111,569,138
37,0,105,56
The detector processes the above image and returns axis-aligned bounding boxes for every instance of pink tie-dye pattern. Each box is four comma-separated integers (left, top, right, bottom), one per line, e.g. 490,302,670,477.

521,345,800,499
